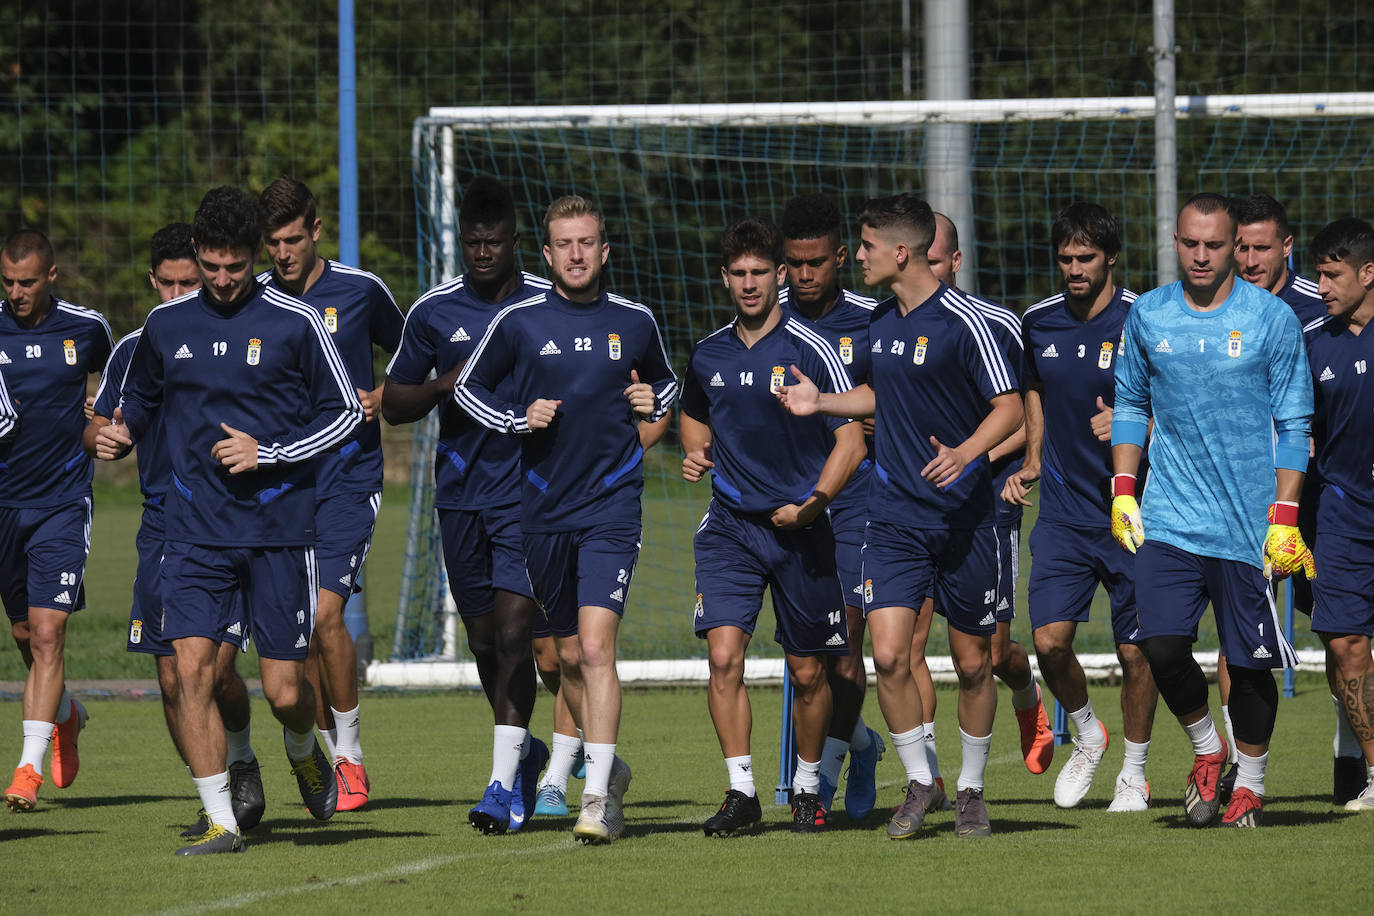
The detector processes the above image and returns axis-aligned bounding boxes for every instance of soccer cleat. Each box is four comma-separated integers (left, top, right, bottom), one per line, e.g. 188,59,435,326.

4,765,43,812
288,741,338,821
955,788,992,837
1054,722,1109,808
1107,775,1152,812
50,698,88,788
573,793,611,844
175,822,244,855
844,728,885,820
887,779,935,839
1343,777,1374,812
468,781,513,835
1218,761,1239,806
229,756,266,828
925,776,953,814
334,759,370,813
790,791,827,833
181,809,211,838
1015,688,1055,775
533,783,569,816
1334,756,1367,806
703,789,762,837
1184,737,1229,828
508,737,550,832
1220,786,1263,827
602,756,632,840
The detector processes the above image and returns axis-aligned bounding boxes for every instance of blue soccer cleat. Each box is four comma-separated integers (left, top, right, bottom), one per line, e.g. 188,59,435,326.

469,781,513,835
533,783,569,816
508,737,550,832
844,728,886,820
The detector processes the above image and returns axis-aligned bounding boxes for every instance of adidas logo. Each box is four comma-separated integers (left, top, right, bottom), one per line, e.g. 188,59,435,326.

53,590,72,605
979,612,995,626
450,327,470,342
295,634,308,649
227,622,242,637
826,633,846,647
851,583,862,594
1320,366,1334,382
609,587,624,601
997,597,1009,611
539,340,561,356
1252,645,1272,660
1041,343,1059,358
871,339,882,352
709,372,724,387
1155,338,1172,354
339,574,352,586
0,351,9,364
174,343,193,359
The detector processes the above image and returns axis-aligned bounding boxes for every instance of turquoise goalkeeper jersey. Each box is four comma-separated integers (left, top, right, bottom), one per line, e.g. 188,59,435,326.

1111,278,1312,568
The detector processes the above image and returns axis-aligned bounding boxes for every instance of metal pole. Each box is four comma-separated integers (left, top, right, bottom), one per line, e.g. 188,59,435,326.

923,0,978,290
1154,0,1178,285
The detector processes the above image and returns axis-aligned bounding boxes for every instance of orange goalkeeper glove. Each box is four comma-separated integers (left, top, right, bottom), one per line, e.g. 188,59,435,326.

1110,474,1145,554
1262,501,1316,579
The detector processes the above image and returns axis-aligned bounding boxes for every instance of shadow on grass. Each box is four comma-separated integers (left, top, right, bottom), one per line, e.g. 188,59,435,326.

244,824,437,846
984,818,1078,834
53,793,183,809
355,796,456,811
0,827,101,841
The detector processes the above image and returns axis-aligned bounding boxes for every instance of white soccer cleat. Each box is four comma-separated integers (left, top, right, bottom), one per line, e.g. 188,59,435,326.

603,756,632,840
573,793,611,844
1107,774,1151,812
1053,723,1109,808
1344,778,1374,813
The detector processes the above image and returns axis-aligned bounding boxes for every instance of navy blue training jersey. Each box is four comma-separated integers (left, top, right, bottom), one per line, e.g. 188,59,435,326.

960,290,1026,528
1278,272,1328,328
867,284,1019,529
386,271,551,510
680,315,855,514
118,284,363,547
1304,314,1374,536
0,367,15,442
780,287,876,515
0,298,113,508
262,261,403,495
93,330,170,512
1024,286,1138,527
455,288,677,533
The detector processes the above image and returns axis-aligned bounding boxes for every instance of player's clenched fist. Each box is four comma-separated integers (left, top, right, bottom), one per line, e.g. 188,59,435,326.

1262,501,1316,580
526,398,562,429
682,442,714,483
773,365,819,415
1109,473,1144,553
623,369,656,419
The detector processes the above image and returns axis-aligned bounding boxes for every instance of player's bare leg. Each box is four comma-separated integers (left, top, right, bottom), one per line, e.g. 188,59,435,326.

535,634,583,815
156,654,187,760
1036,620,1107,806
5,609,75,810
1326,645,1368,804
993,620,1052,774
260,655,335,820
705,626,752,757
786,651,832,831
905,597,945,803
1118,643,1159,743
312,589,362,773
1324,634,1374,810
948,626,996,836
821,604,884,818
211,641,263,830
869,604,938,836
569,605,630,844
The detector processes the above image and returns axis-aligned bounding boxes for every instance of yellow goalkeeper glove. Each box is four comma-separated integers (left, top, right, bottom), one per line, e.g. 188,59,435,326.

1110,474,1145,554
1262,501,1316,579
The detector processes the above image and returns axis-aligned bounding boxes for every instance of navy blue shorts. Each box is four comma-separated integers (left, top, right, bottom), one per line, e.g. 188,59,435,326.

316,491,381,599
828,501,866,611
694,500,848,657
862,521,1000,636
523,522,641,638
1311,531,1374,638
993,521,1019,623
160,541,317,660
1134,540,1296,670
439,502,534,620
1027,521,1141,644
0,499,90,621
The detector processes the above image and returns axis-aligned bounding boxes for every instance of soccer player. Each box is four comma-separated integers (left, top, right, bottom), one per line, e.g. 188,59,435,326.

260,178,404,810
777,193,886,820
383,176,553,833
456,195,677,844
1110,193,1312,828
1004,203,1160,811
683,216,864,834
94,186,363,854
82,223,265,836
1303,218,1374,811
777,192,1023,839
0,229,112,812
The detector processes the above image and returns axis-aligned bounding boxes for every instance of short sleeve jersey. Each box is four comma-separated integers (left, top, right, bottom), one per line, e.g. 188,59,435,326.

866,283,1019,529
1277,272,1328,328
93,330,171,513
0,297,113,508
680,315,855,515
386,271,551,510
1304,314,1374,536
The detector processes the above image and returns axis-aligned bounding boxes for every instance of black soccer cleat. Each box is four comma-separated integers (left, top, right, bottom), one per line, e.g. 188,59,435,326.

180,809,211,839
1334,755,1367,807
703,789,762,837
175,823,244,856
790,791,827,834
1217,761,1239,807
288,740,338,821
229,756,266,830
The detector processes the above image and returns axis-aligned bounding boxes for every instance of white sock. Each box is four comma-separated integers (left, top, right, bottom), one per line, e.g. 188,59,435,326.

320,727,339,761
192,772,238,832
1183,716,1224,757
891,725,932,783
541,732,581,792
1010,676,1039,711
55,690,73,725
1234,748,1268,797
582,742,615,797
1221,704,1237,763
225,725,254,766
1333,695,1362,758
793,757,821,795
283,727,316,762
1068,700,1106,748
819,737,849,790
489,725,525,788
923,721,942,779
1120,739,1149,782
725,755,756,796
957,728,992,791
19,721,52,773
331,705,362,765
850,716,872,751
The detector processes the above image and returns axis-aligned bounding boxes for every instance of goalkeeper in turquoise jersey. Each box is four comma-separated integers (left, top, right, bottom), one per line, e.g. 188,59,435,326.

1109,193,1313,830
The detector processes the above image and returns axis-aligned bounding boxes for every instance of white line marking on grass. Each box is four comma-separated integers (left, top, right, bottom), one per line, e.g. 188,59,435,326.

158,840,570,915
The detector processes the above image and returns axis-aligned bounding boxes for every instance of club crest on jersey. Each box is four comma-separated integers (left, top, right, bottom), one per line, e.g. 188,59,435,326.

608,332,621,360
839,336,853,364
769,365,786,392
324,307,338,333
1098,341,1114,369
63,338,77,366
1228,330,1242,358
913,336,928,365
247,338,262,366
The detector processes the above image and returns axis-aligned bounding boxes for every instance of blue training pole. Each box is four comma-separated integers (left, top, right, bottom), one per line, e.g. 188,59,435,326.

776,677,795,805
